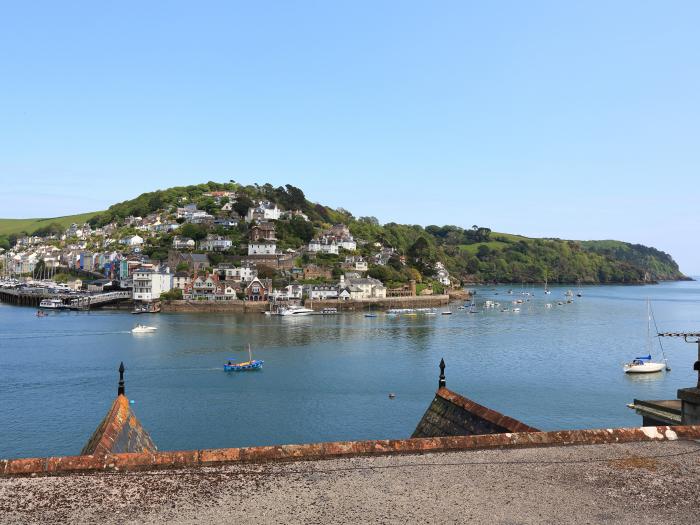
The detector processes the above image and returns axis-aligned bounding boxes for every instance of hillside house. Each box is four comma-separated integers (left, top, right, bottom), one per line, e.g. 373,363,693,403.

172,236,195,250
248,241,277,256
249,222,277,242
199,235,233,252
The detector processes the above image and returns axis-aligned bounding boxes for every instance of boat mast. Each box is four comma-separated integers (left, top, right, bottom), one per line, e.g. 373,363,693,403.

248,343,252,362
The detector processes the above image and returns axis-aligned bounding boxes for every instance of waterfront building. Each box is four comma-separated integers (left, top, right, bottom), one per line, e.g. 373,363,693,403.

304,284,339,300
338,274,386,299
132,269,172,302
245,277,271,301
173,271,191,290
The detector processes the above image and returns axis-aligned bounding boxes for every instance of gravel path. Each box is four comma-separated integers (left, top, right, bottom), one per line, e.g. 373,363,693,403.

1,440,699,524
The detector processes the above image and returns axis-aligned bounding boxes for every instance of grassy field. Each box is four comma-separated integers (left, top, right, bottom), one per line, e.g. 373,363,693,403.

458,232,531,254
0,212,102,237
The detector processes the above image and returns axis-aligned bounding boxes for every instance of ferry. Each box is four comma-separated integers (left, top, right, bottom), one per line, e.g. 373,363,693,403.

39,298,65,309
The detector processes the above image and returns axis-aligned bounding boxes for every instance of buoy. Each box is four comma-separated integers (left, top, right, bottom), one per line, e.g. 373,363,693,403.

388,393,396,399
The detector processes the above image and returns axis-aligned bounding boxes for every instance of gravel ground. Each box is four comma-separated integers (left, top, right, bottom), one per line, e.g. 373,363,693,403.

1,440,699,524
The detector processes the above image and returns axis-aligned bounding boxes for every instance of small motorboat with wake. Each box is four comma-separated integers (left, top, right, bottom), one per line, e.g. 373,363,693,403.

224,344,264,371
132,325,157,334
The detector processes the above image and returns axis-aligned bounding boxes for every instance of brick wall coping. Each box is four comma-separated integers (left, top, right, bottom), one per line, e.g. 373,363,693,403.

2,425,699,477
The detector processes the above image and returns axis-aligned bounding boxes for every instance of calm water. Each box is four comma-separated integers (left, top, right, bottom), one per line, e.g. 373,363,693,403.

1,281,699,459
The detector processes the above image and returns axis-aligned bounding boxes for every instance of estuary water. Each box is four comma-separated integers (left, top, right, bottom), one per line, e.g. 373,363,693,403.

1,280,700,459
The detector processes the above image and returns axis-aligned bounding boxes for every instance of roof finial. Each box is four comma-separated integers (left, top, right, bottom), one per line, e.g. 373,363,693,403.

438,358,446,388
118,362,125,396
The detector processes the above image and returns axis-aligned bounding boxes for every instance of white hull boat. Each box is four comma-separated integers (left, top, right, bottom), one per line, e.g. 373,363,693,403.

132,325,157,333
278,305,315,316
624,360,665,374
623,300,669,374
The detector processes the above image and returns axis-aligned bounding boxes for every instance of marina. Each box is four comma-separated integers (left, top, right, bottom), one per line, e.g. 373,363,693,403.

1,280,699,459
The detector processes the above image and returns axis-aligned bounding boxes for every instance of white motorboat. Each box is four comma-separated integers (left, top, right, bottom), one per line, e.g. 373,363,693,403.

278,305,315,316
39,298,64,309
623,300,668,374
132,324,158,333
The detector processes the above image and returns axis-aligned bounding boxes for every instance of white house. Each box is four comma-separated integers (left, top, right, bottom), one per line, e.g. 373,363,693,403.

173,271,192,290
248,241,277,256
435,262,451,286
338,239,357,251
199,235,233,252
338,274,386,299
122,235,144,247
304,284,339,300
308,239,339,255
221,265,257,283
132,269,173,302
172,236,195,250
245,201,281,222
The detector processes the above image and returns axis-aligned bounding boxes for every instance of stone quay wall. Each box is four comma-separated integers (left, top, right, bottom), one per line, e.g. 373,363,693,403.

307,295,450,311
161,300,269,313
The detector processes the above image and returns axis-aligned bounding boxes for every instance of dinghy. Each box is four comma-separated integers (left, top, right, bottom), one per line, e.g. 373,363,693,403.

224,344,264,371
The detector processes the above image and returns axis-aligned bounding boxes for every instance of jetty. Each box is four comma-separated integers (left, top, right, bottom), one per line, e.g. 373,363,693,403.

0,286,131,310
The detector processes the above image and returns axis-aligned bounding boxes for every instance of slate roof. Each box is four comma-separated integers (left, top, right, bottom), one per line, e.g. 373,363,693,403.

412,387,539,438
81,365,156,456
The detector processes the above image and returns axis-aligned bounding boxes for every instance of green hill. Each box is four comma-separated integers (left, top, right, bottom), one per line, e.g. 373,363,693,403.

1,182,688,284
0,212,101,237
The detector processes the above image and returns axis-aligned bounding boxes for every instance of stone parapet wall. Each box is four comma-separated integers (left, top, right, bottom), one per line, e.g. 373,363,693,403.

2,425,698,477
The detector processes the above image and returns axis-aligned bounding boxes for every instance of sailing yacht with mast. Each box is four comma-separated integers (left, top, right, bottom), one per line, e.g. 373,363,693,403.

624,300,669,374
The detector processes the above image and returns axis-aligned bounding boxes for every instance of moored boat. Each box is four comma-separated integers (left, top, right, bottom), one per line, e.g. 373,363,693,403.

623,300,669,374
39,298,64,309
278,305,315,316
624,356,665,374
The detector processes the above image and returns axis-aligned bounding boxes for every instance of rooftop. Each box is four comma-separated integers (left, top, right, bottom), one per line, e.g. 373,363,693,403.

2,440,698,523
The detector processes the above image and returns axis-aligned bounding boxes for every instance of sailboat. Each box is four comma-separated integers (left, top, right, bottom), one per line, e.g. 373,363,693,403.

544,275,551,295
224,344,264,371
623,300,668,374
576,279,583,297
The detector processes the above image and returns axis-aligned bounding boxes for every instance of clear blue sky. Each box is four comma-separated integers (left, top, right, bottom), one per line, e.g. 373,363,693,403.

1,1,698,272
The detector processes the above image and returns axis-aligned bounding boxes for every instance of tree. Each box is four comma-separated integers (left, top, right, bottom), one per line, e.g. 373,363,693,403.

233,194,254,217
180,223,207,241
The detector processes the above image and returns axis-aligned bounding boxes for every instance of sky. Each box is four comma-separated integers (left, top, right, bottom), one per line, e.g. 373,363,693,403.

1,1,698,273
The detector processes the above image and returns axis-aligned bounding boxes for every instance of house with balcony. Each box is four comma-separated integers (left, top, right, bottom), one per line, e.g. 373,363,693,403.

199,235,233,252
245,277,271,301
132,269,173,302
248,241,277,256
